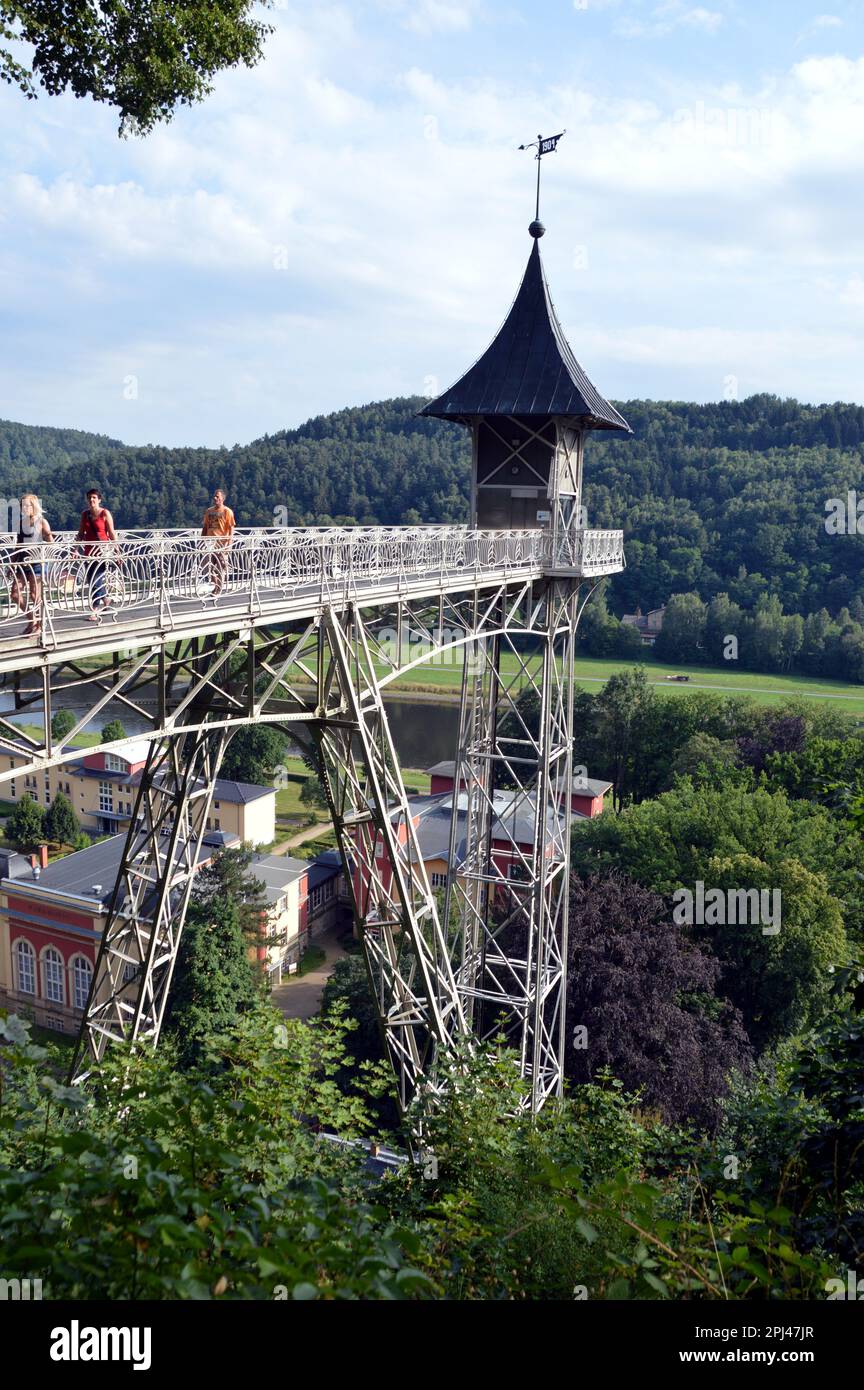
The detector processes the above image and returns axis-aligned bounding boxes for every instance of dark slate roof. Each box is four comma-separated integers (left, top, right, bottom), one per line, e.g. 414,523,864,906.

247,852,309,906
1,834,208,906
128,773,273,804
421,240,630,430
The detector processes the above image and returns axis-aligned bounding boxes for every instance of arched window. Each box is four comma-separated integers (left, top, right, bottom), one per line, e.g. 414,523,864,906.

72,956,93,1012
14,939,35,995
43,947,65,1005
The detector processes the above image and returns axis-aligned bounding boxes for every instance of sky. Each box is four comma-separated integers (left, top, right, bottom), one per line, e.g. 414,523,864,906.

0,0,862,447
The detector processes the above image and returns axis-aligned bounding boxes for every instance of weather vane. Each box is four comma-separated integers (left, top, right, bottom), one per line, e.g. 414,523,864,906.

518,130,566,237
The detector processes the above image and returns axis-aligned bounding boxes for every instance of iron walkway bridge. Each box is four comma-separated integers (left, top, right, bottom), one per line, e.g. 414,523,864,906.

0,522,624,1115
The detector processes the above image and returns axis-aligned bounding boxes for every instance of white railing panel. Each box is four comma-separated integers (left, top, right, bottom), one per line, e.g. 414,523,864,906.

0,525,622,642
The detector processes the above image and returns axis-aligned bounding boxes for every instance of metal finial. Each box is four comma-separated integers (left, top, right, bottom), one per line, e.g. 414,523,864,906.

518,130,566,234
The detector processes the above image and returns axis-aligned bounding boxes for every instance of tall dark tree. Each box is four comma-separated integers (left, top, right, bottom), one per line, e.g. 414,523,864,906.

737,712,806,775
591,667,655,809
566,871,751,1130
320,957,385,1075
164,897,260,1068
653,592,707,664
191,845,268,941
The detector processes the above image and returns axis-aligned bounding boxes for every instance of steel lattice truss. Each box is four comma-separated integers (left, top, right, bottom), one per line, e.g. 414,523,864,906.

0,525,624,1111
443,581,593,1110
76,728,228,1079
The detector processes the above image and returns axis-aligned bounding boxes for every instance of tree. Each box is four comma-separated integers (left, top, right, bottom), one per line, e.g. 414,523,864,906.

190,845,267,940
654,592,707,664
164,893,262,1068
300,776,328,811
6,796,45,850
163,847,267,1065
0,1010,429,1300
0,1,274,134
45,792,79,846
668,732,740,787
565,871,751,1129
696,852,846,1051
591,667,655,809
50,708,75,742
572,780,850,904
763,734,864,806
744,594,788,672
572,782,851,1049
321,957,385,1073
221,726,287,784
100,719,127,744
720,1006,864,1265
704,593,745,665
737,711,806,775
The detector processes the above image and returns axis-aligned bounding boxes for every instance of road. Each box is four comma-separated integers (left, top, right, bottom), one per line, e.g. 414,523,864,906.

270,923,349,1021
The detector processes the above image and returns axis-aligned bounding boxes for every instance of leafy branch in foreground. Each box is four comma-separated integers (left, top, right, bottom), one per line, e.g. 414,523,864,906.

0,1,274,134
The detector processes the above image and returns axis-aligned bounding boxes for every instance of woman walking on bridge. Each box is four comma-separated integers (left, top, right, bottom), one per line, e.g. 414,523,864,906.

12,493,53,636
76,488,119,621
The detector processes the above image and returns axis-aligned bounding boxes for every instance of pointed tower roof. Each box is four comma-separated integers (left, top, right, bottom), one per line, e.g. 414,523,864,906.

421,239,630,431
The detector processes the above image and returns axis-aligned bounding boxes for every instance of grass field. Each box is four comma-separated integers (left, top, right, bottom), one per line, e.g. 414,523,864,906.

10,722,102,749
274,755,431,840
381,652,864,716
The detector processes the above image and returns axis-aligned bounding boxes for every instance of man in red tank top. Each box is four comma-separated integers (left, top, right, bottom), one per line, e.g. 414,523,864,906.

76,488,119,620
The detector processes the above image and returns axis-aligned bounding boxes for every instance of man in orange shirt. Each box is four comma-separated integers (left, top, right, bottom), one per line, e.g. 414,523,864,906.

201,488,236,595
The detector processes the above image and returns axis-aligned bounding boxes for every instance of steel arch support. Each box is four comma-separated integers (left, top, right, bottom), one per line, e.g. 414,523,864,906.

313,606,467,1113
71,725,229,1081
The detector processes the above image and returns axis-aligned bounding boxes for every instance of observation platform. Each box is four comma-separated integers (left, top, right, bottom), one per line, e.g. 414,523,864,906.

0,525,624,676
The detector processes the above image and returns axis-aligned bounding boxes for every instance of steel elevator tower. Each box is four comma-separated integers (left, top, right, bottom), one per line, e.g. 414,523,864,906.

422,218,630,1108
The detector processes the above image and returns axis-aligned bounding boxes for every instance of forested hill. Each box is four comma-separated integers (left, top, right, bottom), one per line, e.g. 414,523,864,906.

0,419,123,480
1,393,862,621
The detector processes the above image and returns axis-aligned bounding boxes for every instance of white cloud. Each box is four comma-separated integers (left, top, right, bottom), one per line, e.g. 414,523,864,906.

581,324,859,369
616,1,725,38
375,0,478,35
1,0,863,445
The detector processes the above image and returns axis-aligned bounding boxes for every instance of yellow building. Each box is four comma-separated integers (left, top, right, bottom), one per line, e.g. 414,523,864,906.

2,741,276,845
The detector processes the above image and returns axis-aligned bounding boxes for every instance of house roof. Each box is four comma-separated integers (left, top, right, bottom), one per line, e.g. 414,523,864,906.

246,850,343,908
399,789,568,864
573,776,613,797
210,778,275,805
427,760,457,778
84,740,150,766
3,833,131,906
127,773,274,804
427,761,611,799
0,832,236,909
420,240,630,430
246,852,309,906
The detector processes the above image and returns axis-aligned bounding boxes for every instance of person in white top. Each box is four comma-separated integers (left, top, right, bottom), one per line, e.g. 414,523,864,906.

12,493,53,636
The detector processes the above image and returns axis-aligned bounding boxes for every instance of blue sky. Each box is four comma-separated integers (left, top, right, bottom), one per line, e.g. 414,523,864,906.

0,0,862,446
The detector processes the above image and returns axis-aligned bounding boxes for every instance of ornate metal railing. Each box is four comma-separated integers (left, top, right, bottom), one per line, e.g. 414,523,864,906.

0,524,624,641
552,527,626,575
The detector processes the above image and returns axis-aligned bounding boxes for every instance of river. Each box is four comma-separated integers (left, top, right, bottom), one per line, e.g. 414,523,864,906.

0,689,460,774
